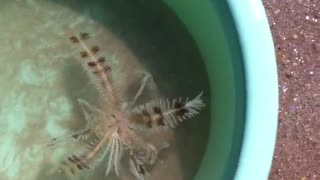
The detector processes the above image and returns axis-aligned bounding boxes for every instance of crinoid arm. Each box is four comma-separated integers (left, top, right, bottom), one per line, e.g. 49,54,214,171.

124,127,160,165
128,92,205,133
129,156,150,180
103,131,123,177
123,130,160,179
136,143,158,165
77,98,104,129
55,129,123,178
47,99,104,147
69,32,117,105
122,71,155,111
130,72,154,107
46,129,91,147
127,141,169,180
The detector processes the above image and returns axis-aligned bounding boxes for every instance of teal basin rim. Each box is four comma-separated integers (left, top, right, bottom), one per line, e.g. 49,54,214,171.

227,0,279,179
163,0,278,179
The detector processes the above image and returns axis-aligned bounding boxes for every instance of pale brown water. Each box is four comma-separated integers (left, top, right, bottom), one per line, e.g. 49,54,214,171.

0,0,209,180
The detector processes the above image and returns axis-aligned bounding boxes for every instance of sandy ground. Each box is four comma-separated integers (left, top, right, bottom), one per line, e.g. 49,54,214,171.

263,0,320,179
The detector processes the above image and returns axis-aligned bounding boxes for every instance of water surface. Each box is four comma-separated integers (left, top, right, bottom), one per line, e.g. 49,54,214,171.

0,1,209,179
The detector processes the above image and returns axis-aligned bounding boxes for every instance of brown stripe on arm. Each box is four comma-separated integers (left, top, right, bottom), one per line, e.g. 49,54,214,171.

76,164,83,170
97,56,106,63
173,101,189,116
85,58,108,77
87,61,102,75
72,155,81,161
67,155,90,171
153,106,165,126
92,65,111,75
138,164,146,175
67,156,77,163
87,61,97,67
90,46,100,54
80,32,90,40
80,51,89,58
104,65,111,72
70,36,79,43
97,56,111,72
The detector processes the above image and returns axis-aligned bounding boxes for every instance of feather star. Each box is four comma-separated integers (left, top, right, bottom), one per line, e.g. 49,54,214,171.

46,32,205,180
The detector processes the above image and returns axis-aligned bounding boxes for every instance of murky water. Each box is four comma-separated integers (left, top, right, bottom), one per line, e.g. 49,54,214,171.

0,0,209,180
